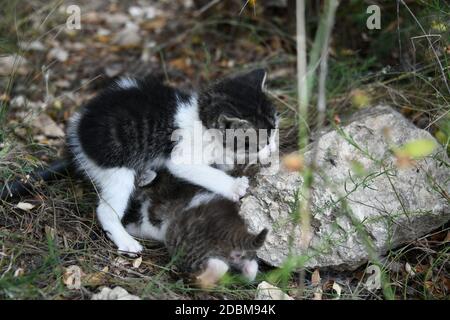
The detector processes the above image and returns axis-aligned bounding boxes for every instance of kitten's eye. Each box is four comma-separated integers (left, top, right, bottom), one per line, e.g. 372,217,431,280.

231,251,243,260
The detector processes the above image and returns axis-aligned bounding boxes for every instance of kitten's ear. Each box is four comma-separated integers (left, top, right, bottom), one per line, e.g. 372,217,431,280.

250,228,268,249
235,69,267,91
217,114,250,130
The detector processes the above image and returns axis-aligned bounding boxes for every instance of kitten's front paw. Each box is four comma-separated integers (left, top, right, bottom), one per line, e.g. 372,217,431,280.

117,237,143,257
229,176,249,202
242,259,258,282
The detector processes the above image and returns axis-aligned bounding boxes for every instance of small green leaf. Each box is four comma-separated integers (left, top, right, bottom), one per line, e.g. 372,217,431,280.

435,130,447,145
350,160,366,177
399,139,437,159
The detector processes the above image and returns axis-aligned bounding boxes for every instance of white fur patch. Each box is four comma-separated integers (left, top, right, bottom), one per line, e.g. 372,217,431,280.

67,112,142,254
186,192,218,210
168,95,248,201
125,200,168,241
205,258,229,279
173,94,201,130
115,77,138,89
241,259,258,281
261,71,267,91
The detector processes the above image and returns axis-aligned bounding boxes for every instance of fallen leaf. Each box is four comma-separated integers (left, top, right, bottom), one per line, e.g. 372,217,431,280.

405,262,416,276
196,268,223,289
113,257,130,267
105,13,130,27
140,17,167,31
444,231,450,243
311,269,321,286
334,114,341,124
132,256,142,268
113,22,142,47
282,153,304,172
332,282,342,299
45,225,56,240
14,268,24,277
255,281,294,300
0,94,10,102
63,265,84,290
16,202,35,211
312,287,323,300
91,286,140,300
83,266,109,287
169,57,191,71
31,114,65,138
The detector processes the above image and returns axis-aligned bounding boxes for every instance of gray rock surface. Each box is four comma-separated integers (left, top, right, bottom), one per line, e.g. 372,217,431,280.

241,106,449,270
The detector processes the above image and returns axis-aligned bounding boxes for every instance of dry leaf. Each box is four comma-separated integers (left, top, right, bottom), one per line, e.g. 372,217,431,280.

113,22,142,47
63,265,84,290
140,17,167,31
91,286,140,300
169,57,191,71
83,266,109,287
311,269,321,286
196,268,222,289
113,257,129,267
132,256,142,268
16,202,35,211
334,114,341,124
282,153,304,172
405,263,416,276
444,231,450,243
31,114,65,138
14,268,24,277
45,225,56,240
313,287,323,300
332,282,342,299
255,281,294,300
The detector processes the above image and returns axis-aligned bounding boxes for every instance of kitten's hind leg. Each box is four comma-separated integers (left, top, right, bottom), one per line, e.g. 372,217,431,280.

196,258,229,289
95,167,143,256
137,169,157,187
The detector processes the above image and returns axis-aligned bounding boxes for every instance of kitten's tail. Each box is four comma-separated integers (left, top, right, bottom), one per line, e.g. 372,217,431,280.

247,228,268,250
0,158,74,200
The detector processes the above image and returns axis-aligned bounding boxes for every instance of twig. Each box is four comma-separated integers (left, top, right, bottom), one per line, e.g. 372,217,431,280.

296,0,309,151
194,0,221,17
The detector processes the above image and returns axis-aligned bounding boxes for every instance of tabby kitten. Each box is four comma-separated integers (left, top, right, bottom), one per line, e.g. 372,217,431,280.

67,69,277,254
123,170,268,284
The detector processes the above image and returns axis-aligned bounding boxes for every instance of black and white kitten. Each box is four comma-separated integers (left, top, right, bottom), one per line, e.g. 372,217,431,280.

123,170,268,285
66,69,277,254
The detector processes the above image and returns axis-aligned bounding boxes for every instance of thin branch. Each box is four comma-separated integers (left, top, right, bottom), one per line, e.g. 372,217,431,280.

296,0,309,151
